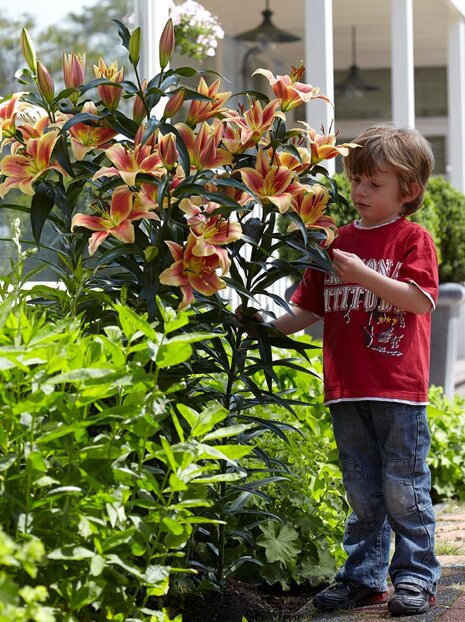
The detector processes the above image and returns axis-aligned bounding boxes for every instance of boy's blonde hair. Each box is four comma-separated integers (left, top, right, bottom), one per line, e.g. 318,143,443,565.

343,124,434,216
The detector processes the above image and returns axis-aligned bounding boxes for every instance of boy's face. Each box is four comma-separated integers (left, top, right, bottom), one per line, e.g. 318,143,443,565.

349,166,412,228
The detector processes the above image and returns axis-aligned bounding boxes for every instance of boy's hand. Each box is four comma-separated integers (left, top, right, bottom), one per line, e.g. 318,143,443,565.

234,305,265,336
332,248,370,285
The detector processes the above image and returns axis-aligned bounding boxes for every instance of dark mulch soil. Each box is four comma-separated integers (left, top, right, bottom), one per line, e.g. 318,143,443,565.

180,579,319,622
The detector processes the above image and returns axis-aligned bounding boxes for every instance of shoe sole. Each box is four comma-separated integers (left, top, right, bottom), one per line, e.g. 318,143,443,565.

314,592,388,611
388,595,436,617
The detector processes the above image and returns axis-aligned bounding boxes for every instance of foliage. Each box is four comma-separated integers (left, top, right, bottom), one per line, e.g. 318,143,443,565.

180,337,347,594
169,1,224,60
0,528,54,622
0,275,255,619
0,14,361,608
238,341,347,591
425,175,465,282
427,386,465,501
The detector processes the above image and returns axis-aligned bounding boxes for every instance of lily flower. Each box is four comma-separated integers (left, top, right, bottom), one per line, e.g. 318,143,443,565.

275,146,312,175
92,141,164,186
185,77,231,127
71,186,159,255
239,149,302,214
93,58,124,111
0,130,62,198
179,196,242,274
253,65,332,112
68,101,117,160
289,184,337,246
225,98,284,146
176,120,232,172
159,234,226,310
0,93,28,147
300,122,360,165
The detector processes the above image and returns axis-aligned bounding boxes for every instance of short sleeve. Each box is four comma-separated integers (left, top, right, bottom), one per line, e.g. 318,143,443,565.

290,267,325,317
398,228,439,307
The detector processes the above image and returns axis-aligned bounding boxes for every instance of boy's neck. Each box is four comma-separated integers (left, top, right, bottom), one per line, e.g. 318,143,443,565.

355,215,403,230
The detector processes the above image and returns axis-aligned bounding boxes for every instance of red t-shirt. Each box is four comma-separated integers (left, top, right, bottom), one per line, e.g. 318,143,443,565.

291,218,439,405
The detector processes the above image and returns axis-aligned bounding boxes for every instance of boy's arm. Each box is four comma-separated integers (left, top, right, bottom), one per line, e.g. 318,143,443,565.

271,305,320,335
332,248,433,313
236,304,319,336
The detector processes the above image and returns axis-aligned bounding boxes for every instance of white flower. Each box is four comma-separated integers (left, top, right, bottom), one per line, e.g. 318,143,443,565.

168,0,224,60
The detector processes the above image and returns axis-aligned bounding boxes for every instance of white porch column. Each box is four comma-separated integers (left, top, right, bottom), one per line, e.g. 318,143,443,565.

134,0,170,81
304,0,335,175
391,0,415,128
447,15,465,193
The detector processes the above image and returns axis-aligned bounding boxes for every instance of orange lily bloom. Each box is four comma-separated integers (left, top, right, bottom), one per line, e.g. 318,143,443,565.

159,234,226,310
14,114,50,143
93,58,124,112
239,149,303,214
253,65,332,112
176,120,232,172
289,184,337,246
275,146,312,175
225,98,284,146
68,101,117,160
0,130,62,198
92,140,164,186
300,122,360,165
0,93,28,146
179,196,242,274
71,186,159,255
185,77,231,127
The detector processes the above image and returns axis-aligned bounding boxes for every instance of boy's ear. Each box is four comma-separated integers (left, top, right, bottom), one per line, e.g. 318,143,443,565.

404,181,421,202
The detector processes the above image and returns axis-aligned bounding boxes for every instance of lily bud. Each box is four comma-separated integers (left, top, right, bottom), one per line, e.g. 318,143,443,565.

37,61,55,104
133,80,147,126
129,27,141,65
159,18,175,69
163,88,185,119
20,28,36,73
63,53,86,104
159,133,178,171
144,246,159,263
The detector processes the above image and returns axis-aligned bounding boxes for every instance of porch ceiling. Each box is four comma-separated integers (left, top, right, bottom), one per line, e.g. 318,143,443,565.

200,0,450,70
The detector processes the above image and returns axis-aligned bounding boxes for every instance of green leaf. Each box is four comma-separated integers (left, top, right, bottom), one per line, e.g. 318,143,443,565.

31,182,55,244
257,522,301,565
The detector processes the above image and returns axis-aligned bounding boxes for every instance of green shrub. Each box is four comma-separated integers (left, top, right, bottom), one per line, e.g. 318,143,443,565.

427,386,465,501
0,291,254,620
425,176,465,282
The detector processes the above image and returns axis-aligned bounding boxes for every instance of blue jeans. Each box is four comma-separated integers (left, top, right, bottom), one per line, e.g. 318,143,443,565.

330,401,441,595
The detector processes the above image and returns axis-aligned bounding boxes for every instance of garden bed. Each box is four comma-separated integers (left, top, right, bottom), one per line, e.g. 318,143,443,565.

181,579,318,622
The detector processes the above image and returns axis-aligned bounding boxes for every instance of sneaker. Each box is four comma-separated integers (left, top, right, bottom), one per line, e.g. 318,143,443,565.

313,580,389,610
388,582,436,617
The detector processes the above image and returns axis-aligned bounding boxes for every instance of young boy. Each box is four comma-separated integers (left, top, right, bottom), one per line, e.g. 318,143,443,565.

264,124,441,616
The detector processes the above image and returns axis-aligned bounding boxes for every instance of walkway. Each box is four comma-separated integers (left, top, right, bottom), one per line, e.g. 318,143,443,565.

292,503,465,621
